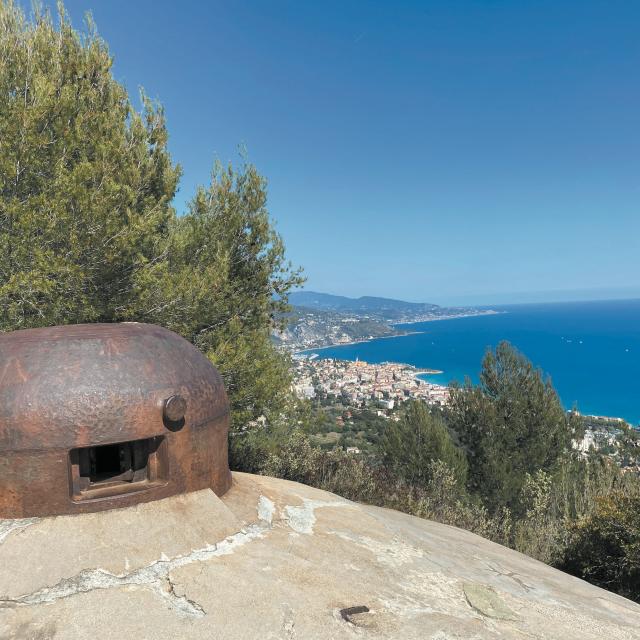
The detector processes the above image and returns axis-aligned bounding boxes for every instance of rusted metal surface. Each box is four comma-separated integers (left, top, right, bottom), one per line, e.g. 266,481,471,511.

0,323,231,518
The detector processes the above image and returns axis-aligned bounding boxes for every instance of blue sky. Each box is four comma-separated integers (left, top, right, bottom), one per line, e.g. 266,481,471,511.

30,1,640,305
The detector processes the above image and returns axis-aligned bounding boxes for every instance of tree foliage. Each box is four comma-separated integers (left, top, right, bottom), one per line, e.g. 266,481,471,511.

448,341,575,511
0,1,180,327
136,162,303,427
379,401,467,488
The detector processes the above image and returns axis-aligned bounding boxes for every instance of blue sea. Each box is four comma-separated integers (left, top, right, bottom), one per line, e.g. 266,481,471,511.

305,299,640,426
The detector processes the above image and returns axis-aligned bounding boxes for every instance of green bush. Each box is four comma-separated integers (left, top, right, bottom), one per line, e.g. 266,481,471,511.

560,491,640,602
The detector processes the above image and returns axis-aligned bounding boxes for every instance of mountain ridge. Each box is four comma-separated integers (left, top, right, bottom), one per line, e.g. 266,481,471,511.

289,291,442,315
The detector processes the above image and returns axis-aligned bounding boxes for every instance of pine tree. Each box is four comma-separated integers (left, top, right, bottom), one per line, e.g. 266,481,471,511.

379,401,468,488
140,161,303,429
448,341,574,511
0,1,180,328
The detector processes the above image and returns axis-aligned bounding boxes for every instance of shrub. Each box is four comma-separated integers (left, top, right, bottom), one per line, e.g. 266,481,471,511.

560,490,640,602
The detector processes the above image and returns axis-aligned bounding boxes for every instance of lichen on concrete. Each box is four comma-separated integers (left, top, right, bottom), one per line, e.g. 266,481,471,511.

257,495,275,525
329,530,426,567
282,498,350,534
463,582,519,621
0,518,40,544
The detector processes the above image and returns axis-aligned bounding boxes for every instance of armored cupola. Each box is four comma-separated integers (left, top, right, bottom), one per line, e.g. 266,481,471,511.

0,323,231,518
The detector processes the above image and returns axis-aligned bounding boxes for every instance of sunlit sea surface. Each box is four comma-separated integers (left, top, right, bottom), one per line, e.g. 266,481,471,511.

304,299,640,425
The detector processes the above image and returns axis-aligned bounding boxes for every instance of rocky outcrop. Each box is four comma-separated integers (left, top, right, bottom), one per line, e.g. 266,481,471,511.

0,473,638,639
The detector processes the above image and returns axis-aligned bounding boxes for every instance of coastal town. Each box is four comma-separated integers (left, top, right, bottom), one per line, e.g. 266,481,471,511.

292,355,450,410
292,355,640,469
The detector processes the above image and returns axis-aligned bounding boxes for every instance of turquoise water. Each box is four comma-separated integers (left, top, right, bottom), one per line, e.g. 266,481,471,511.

304,299,640,425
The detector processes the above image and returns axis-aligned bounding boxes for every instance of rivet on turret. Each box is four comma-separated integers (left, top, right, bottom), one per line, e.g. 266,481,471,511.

163,394,187,422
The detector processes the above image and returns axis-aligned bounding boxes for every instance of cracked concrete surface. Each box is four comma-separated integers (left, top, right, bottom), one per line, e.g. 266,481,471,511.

1,472,639,639
0,522,269,617
0,487,354,620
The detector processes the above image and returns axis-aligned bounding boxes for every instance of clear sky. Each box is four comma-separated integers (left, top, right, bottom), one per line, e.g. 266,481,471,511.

29,1,640,305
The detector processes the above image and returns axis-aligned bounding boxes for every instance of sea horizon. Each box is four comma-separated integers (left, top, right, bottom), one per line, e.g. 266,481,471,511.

301,298,640,426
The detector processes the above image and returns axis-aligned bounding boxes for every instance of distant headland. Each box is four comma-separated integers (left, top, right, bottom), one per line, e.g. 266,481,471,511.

275,290,500,351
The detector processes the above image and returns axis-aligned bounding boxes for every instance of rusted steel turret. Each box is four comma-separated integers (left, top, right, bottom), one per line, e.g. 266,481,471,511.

0,323,231,518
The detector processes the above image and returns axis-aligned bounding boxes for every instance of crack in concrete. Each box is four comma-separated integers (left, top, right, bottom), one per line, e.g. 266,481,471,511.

484,562,533,593
0,521,270,617
163,576,206,617
0,496,351,618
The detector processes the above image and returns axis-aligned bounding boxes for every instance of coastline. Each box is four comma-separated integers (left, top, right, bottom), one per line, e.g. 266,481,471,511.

413,370,446,387
415,371,448,388
291,310,504,397
294,329,425,355
393,309,504,327
293,310,504,355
